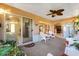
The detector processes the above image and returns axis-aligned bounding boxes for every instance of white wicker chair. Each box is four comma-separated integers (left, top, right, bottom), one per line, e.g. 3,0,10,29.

40,32,47,43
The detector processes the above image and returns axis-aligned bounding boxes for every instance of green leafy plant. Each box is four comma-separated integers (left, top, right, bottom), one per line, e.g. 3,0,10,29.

4,40,16,47
70,42,79,50
16,47,25,56
0,40,25,56
74,16,79,31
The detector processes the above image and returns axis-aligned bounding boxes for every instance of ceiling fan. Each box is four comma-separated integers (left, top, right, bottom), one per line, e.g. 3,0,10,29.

47,9,64,17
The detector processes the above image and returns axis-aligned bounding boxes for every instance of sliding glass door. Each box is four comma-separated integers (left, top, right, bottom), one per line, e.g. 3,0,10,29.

5,14,21,44
4,14,32,45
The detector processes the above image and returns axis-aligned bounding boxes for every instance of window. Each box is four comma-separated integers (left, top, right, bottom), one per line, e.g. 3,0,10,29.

11,23,15,33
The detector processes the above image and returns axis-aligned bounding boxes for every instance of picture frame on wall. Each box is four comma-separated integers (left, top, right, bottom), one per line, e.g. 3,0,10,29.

54,25,62,34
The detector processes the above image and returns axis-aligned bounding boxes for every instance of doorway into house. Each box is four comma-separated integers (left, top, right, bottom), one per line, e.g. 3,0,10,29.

22,17,32,43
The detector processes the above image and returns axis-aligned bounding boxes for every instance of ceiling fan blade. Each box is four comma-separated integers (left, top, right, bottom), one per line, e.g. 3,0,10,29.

57,12,63,15
47,13,52,15
50,10,54,12
57,9,64,12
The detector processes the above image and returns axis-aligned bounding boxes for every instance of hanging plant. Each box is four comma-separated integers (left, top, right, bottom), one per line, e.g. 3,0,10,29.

74,15,79,31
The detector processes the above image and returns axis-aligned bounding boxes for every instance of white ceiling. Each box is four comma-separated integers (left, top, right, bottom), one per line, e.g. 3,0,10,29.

7,3,79,21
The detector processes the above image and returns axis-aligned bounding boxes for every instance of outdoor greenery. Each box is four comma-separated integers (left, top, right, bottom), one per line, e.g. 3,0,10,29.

0,40,25,56
70,42,79,50
76,16,79,26
74,16,79,31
